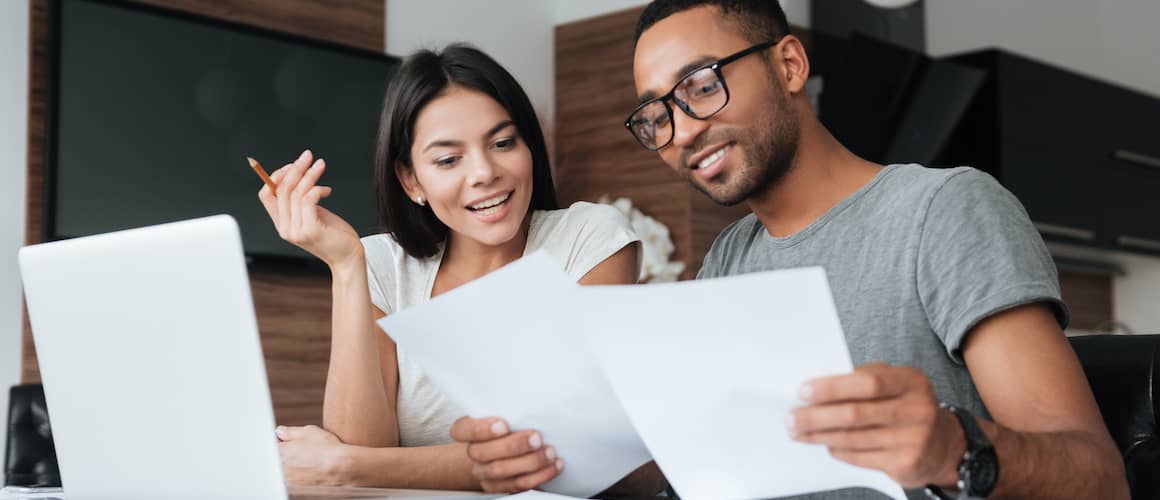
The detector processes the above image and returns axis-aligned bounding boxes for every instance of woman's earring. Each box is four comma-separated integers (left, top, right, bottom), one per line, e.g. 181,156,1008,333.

415,195,425,206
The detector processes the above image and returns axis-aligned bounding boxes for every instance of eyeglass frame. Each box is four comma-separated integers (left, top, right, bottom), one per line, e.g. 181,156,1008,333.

624,37,783,151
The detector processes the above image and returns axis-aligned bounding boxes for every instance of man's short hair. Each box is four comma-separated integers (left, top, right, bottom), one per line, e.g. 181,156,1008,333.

634,0,791,47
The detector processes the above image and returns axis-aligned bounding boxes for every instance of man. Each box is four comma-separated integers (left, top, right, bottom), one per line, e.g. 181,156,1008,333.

451,1,1128,498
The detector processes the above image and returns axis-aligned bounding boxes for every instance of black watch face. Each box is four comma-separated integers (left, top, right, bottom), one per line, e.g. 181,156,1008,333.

965,446,999,495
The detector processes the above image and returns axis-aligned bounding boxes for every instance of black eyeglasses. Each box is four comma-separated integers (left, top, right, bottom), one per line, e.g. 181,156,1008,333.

624,38,782,151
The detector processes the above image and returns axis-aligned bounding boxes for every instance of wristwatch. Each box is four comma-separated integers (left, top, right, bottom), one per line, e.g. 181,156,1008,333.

924,403,999,500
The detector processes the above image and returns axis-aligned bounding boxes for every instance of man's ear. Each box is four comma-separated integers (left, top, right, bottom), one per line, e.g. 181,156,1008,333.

775,35,811,94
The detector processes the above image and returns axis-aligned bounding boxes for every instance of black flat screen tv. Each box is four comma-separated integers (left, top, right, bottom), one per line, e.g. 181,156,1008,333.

46,0,397,264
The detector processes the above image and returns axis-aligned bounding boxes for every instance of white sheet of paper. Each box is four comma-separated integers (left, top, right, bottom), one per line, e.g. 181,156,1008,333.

501,491,585,500
580,267,906,500
377,252,651,498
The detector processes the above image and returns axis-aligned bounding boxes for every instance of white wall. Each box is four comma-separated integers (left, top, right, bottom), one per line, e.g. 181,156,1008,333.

1113,253,1160,334
554,0,811,27
1047,243,1160,334
926,0,1160,333
554,0,648,25
386,1,557,139
927,0,1160,99
1,0,31,459
779,0,812,28
385,0,811,153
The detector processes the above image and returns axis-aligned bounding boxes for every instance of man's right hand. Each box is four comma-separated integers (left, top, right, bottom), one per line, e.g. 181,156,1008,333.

450,416,563,493
257,149,362,270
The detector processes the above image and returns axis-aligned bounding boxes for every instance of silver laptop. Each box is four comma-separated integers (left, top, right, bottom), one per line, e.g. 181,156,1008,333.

18,215,284,500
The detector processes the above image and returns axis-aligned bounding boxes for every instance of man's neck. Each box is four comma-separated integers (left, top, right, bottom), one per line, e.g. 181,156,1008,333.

747,117,883,238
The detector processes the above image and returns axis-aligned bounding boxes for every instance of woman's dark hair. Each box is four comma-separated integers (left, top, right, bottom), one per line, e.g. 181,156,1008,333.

374,44,558,258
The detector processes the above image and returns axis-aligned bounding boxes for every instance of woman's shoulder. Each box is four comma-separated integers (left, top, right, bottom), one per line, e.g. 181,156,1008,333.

528,201,639,279
360,233,442,313
360,232,404,260
360,233,439,271
532,201,633,233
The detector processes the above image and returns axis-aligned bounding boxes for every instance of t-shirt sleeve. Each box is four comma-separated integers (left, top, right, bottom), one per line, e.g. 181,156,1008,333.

361,235,397,315
554,202,641,282
916,168,1069,363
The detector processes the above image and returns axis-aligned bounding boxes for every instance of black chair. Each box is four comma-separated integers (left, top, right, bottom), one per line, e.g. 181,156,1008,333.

4,384,60,488
1069,334,1160,499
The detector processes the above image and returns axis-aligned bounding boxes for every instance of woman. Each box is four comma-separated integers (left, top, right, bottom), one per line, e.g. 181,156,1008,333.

257,45,661,494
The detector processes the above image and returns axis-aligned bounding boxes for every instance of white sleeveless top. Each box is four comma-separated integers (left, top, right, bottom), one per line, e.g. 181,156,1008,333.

360,201,640,447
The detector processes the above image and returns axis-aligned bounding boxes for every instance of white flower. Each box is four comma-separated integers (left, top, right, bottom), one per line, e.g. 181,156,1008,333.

598,196,686,282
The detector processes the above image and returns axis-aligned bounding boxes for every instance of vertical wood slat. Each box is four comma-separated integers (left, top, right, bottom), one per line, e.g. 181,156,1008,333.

1058,271,1114,332
554,7,692,279
555,10,821,280
22,0,384,426
21,0,49,387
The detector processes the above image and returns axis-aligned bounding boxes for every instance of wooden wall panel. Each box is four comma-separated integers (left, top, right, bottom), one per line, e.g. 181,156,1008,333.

558,7,718,280
129,0,384,53
22,0,50,386
22,0,384,427
1058,271,1114,332
250,270,332,425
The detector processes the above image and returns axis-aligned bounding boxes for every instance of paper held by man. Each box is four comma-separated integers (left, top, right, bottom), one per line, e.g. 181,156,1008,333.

379,252,905,500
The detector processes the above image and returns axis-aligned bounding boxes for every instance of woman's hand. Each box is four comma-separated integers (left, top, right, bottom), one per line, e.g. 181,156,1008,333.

276,425,352,486
450,416,563,493
257,149,362,269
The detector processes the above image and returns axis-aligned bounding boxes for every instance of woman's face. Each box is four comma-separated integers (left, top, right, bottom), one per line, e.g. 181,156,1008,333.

400,86,535,249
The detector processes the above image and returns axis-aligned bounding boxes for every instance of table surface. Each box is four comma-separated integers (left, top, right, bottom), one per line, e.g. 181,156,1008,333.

0,485,505,500
288,485,504,500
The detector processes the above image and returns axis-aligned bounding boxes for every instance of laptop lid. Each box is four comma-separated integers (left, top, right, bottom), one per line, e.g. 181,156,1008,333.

18,215,285,500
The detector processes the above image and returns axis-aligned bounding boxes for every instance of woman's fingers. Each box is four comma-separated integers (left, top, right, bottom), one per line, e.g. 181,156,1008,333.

311,186,333,200
276,150,311,239
449,418,563,493
451,417,510,443
294,158,327,197
258,166,289,227
466,430,545,463
287,162,315,241
289,158,326,240
479,459,564,493
292,160,329,238
302,186,333,209
257,150,357,265
258,186,277,223
471,446,557,483
297,185,334,237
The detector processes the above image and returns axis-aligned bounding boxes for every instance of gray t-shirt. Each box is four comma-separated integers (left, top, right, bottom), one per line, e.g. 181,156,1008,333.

697,164,1068,500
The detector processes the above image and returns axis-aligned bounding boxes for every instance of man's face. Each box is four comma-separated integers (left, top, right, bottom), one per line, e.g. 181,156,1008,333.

632,6,800,206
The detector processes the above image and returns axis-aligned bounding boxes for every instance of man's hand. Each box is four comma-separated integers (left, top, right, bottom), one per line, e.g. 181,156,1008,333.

787,363,965,488
449,416,563,493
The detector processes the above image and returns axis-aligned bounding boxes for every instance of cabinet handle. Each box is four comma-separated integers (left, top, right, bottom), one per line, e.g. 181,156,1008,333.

1034,222,1095,241
1113,149,1160,170
1117,236,1160,253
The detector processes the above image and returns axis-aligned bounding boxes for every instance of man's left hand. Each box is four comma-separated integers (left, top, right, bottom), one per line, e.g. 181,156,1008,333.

788,363,965,488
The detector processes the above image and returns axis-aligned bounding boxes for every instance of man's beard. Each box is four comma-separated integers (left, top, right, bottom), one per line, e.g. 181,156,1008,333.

689,90,800,207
